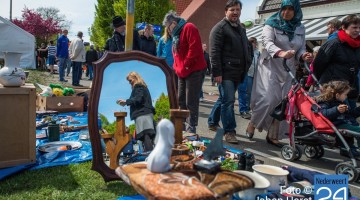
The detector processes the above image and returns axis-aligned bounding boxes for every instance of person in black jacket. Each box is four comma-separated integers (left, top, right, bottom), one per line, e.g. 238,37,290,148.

85,45,98,80
207,0,252,144
314,15,360,109
139,24,157,56
199,43,211,101
117,72,156,151
315,80,360,159
104,16,140,52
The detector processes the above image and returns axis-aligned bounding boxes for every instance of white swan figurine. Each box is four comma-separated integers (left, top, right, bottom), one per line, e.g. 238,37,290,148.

146,119,175,173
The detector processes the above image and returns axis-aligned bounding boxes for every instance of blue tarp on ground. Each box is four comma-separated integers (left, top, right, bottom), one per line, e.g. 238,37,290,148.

0,112,92,180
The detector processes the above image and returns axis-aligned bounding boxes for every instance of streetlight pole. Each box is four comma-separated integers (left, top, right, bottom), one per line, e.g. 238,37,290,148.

10,0,13,20
125,0,135,51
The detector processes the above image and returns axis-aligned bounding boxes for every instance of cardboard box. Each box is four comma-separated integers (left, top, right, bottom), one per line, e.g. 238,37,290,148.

36,96,84,113
0,84,36,168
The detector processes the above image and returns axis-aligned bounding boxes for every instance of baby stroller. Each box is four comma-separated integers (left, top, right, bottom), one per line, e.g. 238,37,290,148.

278,59,360,182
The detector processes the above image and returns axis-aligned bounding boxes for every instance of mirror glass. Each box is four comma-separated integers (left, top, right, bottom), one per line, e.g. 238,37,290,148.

98,60,167,127
88,51,178,181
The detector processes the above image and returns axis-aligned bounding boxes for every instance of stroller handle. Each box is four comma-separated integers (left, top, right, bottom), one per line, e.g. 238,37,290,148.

303,62,320,87
282,59,298,85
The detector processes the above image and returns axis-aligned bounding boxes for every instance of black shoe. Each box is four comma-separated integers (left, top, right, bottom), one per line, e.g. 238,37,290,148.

240,112,251,119
60,79,68,82
186,125,196,134
266,136,284,148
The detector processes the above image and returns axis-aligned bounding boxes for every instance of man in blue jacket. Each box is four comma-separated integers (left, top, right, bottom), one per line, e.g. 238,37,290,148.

327,19,341,41
57,29,69,82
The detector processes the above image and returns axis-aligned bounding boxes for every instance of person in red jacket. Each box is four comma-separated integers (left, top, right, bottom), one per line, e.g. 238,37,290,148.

162,11,207,133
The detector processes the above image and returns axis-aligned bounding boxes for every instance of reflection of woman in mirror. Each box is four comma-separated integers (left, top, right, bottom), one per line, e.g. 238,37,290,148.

117,72,156,151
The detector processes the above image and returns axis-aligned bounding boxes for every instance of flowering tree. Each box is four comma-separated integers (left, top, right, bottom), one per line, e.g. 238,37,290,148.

12,7,62,45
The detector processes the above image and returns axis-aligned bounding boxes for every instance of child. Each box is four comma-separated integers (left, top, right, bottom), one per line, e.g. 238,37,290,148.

315,80,360,158
305,46,320,89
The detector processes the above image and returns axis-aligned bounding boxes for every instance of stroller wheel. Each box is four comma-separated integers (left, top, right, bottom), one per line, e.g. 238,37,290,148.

335,162,359,183
281,145,298,161
294,145,302,161
304,145,318,159
315,145,325,158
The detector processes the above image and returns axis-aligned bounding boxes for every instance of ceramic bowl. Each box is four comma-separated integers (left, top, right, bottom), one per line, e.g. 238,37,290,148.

252,164,289,192
234,170,270,200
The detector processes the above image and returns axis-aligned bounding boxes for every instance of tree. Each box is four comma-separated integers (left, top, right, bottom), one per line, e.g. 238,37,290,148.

90,0,116,48
113,0,175,26
153,93,170,122
90,0,175,48
12,7,62,45
36,7,72,30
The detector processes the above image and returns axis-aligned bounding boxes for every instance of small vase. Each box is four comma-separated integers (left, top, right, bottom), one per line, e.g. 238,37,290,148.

0,52,26,87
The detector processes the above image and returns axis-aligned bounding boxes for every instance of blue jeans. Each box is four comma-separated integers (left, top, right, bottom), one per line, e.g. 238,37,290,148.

72,62,82,85
87,65,93,79
237,76,249,113
237,75,254,113
66,59,72,75
58,57,69,81
208,80,238,132
247,76,253,107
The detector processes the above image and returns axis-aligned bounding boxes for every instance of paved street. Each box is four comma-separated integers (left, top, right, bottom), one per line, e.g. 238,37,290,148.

199,75,360,194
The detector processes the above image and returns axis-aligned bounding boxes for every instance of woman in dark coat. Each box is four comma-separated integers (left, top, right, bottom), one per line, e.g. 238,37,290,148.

313,14,360,109
117,72,156,151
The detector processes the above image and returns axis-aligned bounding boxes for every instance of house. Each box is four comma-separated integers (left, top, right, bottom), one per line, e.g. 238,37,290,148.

247,0,360,49
173,0,225,47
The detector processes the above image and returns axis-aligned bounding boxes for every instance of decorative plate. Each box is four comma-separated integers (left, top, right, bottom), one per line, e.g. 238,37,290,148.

38,141,82,153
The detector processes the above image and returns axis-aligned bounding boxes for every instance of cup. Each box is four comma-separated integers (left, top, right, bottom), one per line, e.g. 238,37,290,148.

48,122,60,141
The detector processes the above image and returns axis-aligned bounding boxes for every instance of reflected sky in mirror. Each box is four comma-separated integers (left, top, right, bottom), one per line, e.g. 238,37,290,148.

98,60,167,126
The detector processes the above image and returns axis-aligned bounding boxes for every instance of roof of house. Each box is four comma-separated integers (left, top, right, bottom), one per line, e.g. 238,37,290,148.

259,0,348,14
180,0,206,20
246,14,357,41
174,0,193,15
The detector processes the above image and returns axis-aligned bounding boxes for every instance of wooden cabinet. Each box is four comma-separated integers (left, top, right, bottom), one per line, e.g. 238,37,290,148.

0,84,36,168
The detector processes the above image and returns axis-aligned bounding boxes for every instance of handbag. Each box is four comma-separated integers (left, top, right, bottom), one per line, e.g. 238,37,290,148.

270,97,288,121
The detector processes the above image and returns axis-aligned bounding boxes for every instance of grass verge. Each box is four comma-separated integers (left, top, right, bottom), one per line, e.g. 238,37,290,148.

0,70,136,199
0,161,136,200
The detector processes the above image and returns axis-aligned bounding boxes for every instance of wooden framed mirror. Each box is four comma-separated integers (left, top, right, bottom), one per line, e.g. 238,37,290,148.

88,50,178,181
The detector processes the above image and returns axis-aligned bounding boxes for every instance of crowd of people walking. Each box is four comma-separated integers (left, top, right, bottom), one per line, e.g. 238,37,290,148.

106,0,360,152
35,0,360,152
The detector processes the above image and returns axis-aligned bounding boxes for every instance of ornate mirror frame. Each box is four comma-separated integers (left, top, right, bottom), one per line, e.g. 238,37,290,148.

88,50,178,182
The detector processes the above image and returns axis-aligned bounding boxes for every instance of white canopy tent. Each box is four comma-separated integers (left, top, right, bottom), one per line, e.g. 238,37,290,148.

0,16,36,69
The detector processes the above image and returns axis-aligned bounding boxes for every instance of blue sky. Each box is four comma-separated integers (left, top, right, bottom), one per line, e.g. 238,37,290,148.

0,0,259,43
98,60,167,126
